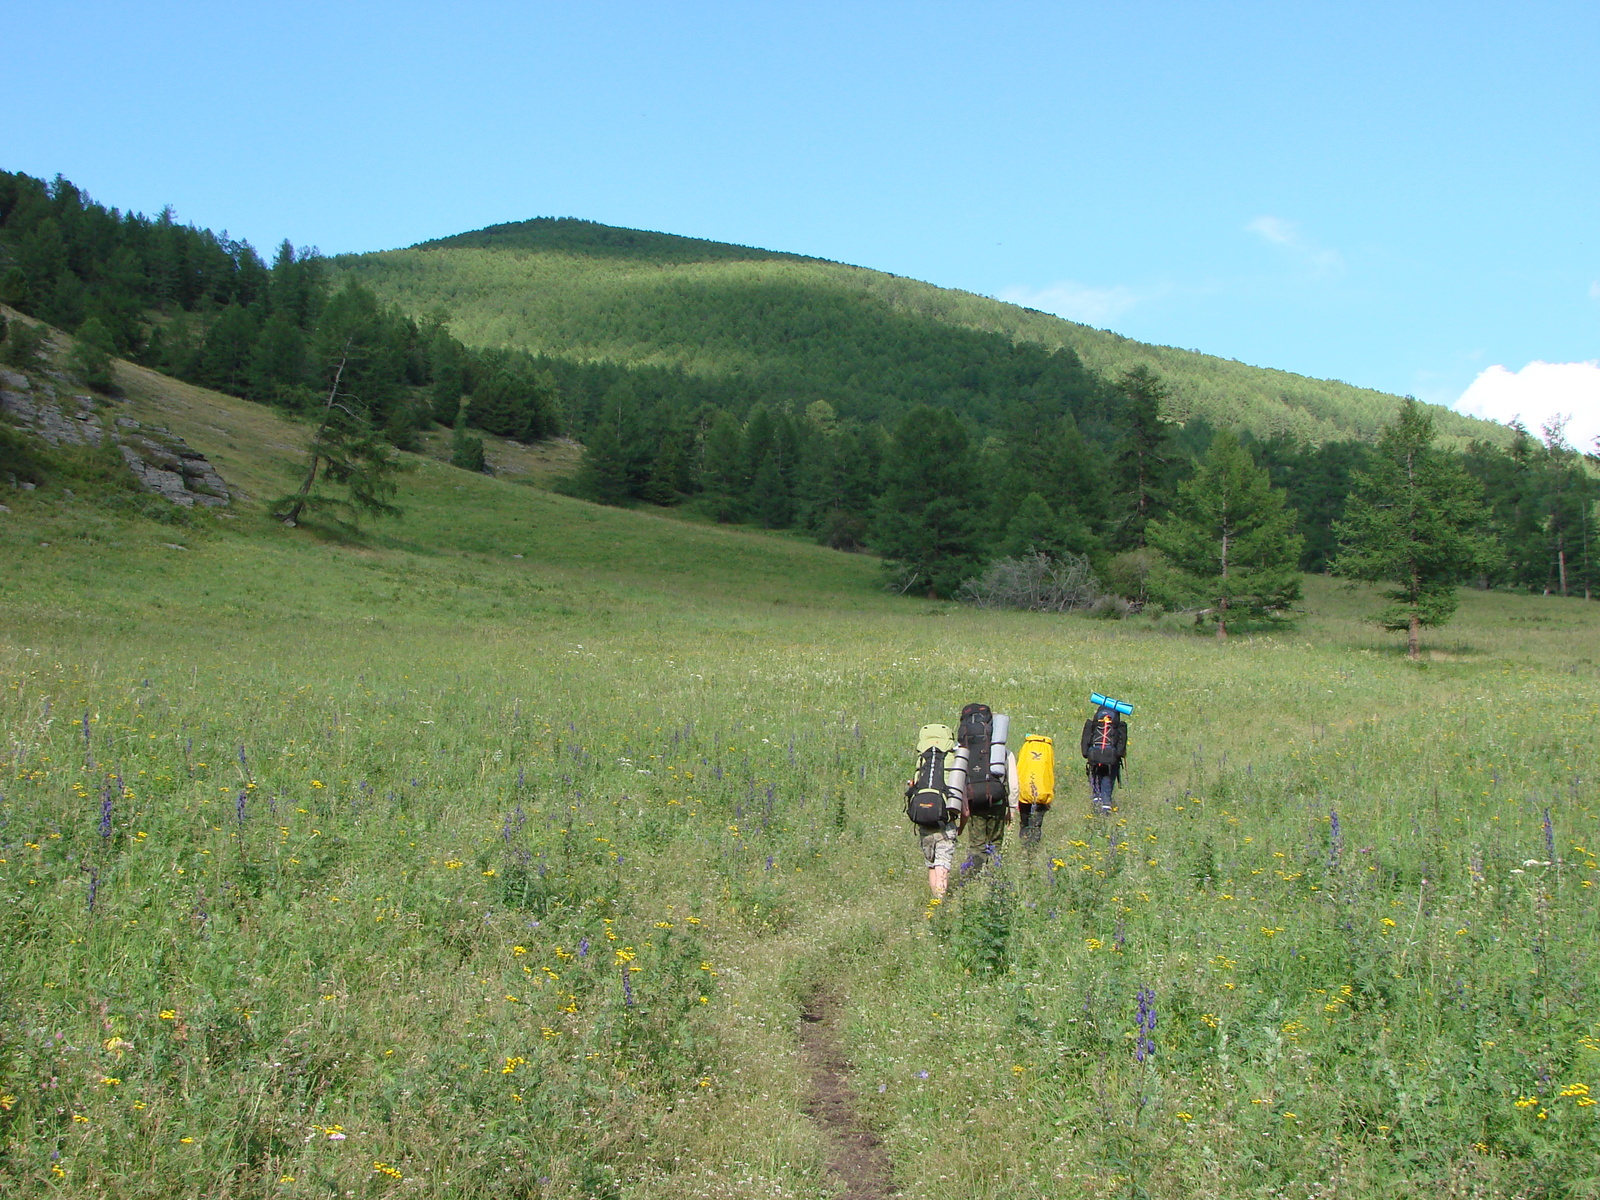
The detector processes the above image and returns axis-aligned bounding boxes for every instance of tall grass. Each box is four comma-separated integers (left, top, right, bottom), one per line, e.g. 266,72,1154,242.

2,476,1595,1197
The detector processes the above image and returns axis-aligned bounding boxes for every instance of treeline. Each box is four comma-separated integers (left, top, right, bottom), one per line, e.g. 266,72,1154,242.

0,170,557,450
3,169,1594,603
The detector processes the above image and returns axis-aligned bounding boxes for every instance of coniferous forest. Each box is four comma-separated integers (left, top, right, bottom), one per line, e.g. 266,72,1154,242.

3,169,1596,611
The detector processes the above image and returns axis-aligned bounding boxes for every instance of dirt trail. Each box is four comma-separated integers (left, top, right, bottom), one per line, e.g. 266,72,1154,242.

799,989,895,1199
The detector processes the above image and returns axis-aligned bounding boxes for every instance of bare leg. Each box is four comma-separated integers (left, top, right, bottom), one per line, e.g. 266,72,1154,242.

929,866,949,897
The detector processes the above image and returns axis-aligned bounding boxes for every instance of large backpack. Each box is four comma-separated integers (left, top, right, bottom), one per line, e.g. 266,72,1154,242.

959,703,1008,813
906,724,956,826
1017,735,1055,804
1084,710,1126,766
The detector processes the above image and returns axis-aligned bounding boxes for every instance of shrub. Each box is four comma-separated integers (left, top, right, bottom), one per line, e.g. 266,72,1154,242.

957,551,1102,612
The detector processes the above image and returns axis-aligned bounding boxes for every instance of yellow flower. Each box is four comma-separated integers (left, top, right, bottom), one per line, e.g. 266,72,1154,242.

311,780,325,788
1176,1112,1193,1121
179,1136,194,1143
99,1076,121,1086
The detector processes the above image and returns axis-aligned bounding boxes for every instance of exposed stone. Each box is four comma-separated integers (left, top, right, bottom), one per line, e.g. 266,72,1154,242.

2,370,231,507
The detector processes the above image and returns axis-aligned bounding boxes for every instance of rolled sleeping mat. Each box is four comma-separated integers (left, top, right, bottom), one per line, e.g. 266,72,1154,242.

1090,692,1134,716
947,747,969,811
989,713,1010,776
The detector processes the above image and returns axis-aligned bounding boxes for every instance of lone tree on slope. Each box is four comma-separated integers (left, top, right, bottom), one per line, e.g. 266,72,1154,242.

1149,429,1302,639
1332,398,1495,660
273,349,410,528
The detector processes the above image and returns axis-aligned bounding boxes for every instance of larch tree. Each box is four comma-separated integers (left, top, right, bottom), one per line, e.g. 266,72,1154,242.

1149,430,1302,639
273,350,410,528
1332,398,1496,659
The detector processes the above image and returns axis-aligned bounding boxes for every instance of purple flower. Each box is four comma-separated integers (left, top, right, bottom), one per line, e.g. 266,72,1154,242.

577,937,590,957
621,970,634,1007
85,868,100,914
1543,808,1555,862
236,791,249,825
1134,986,1157,1064
917,1069,929,1079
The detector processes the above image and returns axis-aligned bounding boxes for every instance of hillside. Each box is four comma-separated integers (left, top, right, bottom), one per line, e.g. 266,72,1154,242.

2,360,1596,1198
341,217,1505,447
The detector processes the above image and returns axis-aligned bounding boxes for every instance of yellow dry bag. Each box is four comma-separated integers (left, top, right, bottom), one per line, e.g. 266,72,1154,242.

1018,735,1055,804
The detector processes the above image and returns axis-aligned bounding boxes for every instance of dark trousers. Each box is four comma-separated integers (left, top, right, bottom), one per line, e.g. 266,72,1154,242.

1089,764,1117,812
1018,802,1048,844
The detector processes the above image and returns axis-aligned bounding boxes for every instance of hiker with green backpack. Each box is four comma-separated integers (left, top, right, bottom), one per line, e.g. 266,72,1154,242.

904,722,964,897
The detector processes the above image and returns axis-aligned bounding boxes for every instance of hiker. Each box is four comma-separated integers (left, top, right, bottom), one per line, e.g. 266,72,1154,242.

956,703,1017,872
1081,696,1130,814
1016,734,1055,846
904,722,964,897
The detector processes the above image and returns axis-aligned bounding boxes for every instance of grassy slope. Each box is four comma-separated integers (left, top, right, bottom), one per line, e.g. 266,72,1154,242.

1,370,1594,1198
339,219,1507,447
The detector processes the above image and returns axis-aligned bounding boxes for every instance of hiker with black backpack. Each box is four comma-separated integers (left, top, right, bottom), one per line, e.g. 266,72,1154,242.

956,703,1017,871
904,722,964,897
1081,693,1131,815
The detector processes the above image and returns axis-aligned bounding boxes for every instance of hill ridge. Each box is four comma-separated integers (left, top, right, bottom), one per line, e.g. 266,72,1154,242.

347,217,1504,448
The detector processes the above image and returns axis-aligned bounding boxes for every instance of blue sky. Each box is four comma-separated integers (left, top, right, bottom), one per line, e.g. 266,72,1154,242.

8,1,1597,442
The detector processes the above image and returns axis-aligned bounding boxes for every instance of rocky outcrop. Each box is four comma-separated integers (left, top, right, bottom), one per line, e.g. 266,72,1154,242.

0,369,231,507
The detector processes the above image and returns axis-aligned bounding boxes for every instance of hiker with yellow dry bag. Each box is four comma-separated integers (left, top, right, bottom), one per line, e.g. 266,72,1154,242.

1081,692,1131,815
1016,734,1055,846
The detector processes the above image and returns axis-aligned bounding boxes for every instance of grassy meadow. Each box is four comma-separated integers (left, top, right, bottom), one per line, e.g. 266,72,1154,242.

2,376,1596,1198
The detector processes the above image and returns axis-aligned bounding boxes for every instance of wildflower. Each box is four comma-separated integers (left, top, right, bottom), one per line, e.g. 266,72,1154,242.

1176,1111,1193,1120
73,1113,89,1123
1134,986,1157,1064
99,1076,121,1086
311,780,325,789
512,946,527,956
1514,1095,1540,1109
373,1161,403,1179
918,1069,929,1079
159,1010,176,1020
0,1095,14,1111
179,1136,194,1143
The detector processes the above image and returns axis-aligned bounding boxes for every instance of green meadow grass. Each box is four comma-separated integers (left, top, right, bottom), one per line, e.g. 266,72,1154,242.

1,377,1595,1197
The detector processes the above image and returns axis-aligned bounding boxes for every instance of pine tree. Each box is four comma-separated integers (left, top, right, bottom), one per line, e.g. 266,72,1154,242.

1149,430,1302,638
1332,399,1496,659
574,421,632,506
273,351,411,528
450,405,487,473
1112,365,1178,548
999,492,1061,558
872,406,982,596
66,317,116,392
249,312,308,401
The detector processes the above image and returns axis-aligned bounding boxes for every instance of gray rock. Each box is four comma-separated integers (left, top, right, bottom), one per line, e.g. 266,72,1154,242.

3,366,233,507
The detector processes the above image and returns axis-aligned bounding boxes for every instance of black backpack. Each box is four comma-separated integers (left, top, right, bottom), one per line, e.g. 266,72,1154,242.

1085,711,1126,766
905,746,952,826
959,703,1007,813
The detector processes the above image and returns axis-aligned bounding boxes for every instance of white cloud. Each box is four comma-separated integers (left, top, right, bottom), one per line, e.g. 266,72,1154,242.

1454,360,1600,452
998,281,1145,325
1246,215,1343,276
1589,280,1600,300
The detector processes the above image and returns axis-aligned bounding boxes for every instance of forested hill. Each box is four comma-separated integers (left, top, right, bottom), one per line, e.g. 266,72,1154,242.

342,216,1498,448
